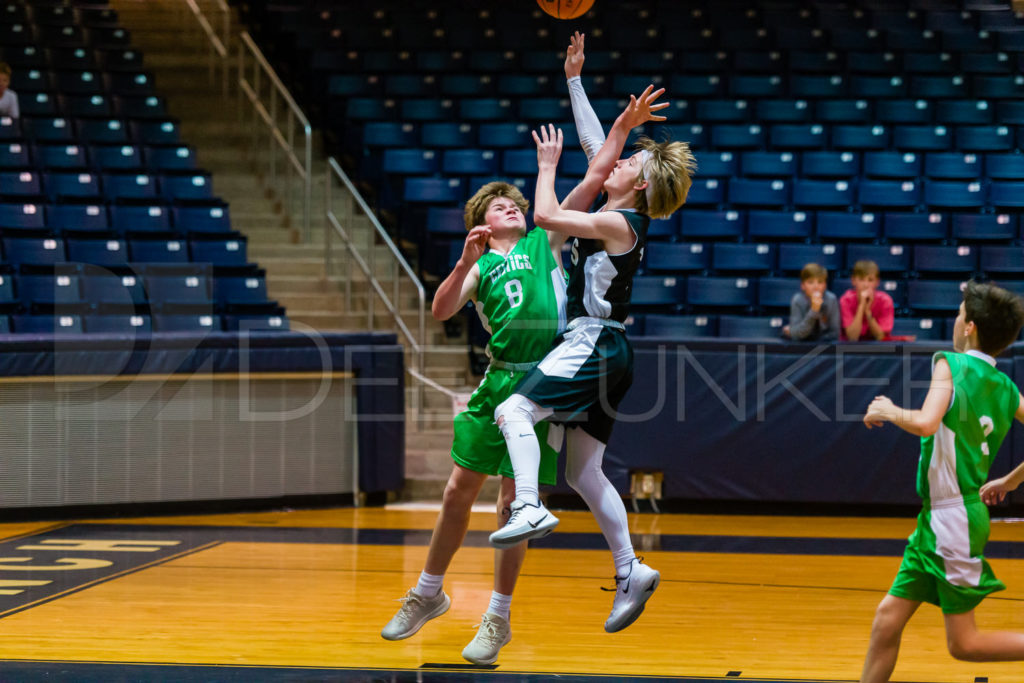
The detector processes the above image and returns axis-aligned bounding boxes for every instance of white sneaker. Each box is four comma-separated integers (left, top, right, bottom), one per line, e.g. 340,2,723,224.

380,588,450,640
604,558,660,633
488,499,559,548
461,612,512,665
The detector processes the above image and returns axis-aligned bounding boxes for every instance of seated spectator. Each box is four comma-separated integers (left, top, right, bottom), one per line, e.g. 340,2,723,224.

841,260,894,341
0,62,19,119
783,262,840,342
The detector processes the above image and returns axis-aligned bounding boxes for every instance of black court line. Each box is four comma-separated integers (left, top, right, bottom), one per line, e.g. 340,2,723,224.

69,522,1024,559
0,661,877,683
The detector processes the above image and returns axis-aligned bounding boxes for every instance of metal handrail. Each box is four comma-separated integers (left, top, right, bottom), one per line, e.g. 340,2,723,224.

237,30,313,242
183,0,229,96
326,157,426,419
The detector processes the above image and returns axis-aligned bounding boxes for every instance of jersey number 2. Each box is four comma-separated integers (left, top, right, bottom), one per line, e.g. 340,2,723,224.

504,279,523,308
979,416,994,456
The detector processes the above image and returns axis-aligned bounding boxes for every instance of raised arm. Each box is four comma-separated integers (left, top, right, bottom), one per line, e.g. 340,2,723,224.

863,357,953,436
564,31,605,163
560,85,669,213
431,226,488,320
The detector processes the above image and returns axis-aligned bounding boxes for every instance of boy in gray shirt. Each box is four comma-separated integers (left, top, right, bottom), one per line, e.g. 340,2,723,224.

783,262,840,341
0,62,19,119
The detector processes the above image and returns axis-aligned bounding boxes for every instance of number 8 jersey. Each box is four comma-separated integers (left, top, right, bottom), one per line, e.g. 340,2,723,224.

474,228,567,365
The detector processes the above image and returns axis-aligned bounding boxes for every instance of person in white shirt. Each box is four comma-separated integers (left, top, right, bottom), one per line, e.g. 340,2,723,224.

0,62,20,119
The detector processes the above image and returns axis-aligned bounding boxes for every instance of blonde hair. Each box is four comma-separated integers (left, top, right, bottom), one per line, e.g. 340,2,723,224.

633,136,697,219
463,181,529,231
851,260,880,279
801,263,828,282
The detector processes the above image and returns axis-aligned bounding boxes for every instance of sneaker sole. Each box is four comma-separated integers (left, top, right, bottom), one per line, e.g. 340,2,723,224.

488,518,559,549
605,572,660,633
462,633,511,665
380,593,451,641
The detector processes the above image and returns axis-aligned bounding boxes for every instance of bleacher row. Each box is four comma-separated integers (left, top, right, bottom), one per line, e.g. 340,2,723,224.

0,0,287,335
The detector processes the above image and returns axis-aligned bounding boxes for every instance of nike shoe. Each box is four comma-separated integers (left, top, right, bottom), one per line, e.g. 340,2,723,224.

604,558,660,633
380,588,450,640
488,498,559,548
462,612,512,665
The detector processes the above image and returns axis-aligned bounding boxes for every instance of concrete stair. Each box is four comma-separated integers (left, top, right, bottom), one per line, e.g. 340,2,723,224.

109,0,476,499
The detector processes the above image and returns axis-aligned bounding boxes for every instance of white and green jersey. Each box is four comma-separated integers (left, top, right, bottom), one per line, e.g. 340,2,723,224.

474,227,567,364
917,350,1020,504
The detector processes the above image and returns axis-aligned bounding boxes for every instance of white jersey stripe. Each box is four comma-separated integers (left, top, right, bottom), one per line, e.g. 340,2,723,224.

929,422,983,587
537,325,601,379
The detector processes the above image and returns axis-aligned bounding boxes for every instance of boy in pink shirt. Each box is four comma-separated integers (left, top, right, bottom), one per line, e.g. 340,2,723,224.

840,260,894,341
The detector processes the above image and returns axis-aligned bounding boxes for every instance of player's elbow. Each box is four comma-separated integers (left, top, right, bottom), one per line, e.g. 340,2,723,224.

917,417,941,438
431,301,454,321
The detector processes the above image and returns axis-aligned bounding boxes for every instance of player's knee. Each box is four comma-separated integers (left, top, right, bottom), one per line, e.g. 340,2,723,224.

869,600,904,643
495,394,535,437
947,633,984,662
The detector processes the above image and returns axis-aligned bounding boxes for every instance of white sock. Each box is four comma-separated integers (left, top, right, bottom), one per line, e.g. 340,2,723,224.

486,591,512,621
565,428,636,576
415,570,443,598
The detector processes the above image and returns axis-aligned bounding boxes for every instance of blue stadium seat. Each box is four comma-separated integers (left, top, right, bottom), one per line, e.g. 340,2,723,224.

876,99,932,124
115,95,168,121
0,142,31,169
694,151,738,178
213,275,269,305
747,210,813,239
130,120,181,145
973,75,1024,99
718,314,786,339
909,75,968,99
361,122,418,149
515,98,567,123
858,179,921,208
728,178,790,207
629,275,686,309
161,173,214,202
645,243,710,274
103,172,159,200
957,125,1014,152
980,246,1024,274
421,122,475,148
847,52,899,75
401,98,454,122
997,101,1024,126
0,171,42,198
936,100,994,125
679,124,709,150
757,100,811,123
190,238,247,267
891,317,946,341
404,178,464,203
711,124,766,149
82,272,147,305
84,314,152,334
0,275,15,304
758,276,801,309
863,151,921,178
816,99,871,124
425,207,466,238
442,149,498,176
77,118,129,144
696,99,749,123
732,74,784,98
49,204,108,233
13,314,83,334
683,178,726,207
110,204,171,234
741,152,796,177
92,144,143,170
952,213,1016,241
647,215,680,241
986,154,1024,181
686,276,756,308
832,124,889,150
801,151,860,178
678,209,743,239
914,245,978,274
669,74,725,98
641,313,717,338
907,279,965,312
793,179,855,208
478,123,531,149
501,149,537,176
777,243,843,274
847,243,910,273
224,314,288,332
18,274,80,304
46,171,101,200
893,125,952,151
129,238,189,264
66,238,129,267
923,180,986,208
153,314,221,333
712,243,775,272
850,74,907,98
770,124,827,150
885,212,948,241
790,74,846,99
4,237,65,265
923,152,981,179
0,202,45,230
173,205,230,234
989,181,1024,208
816,211,880,240
146,145,197,172
145,274,212,305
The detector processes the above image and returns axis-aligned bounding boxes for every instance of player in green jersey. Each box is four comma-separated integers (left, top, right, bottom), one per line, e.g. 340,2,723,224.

860,280,1024,682
381,180,567,665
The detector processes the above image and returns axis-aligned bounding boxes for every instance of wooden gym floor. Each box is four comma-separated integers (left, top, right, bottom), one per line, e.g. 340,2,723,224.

0,505,1023,682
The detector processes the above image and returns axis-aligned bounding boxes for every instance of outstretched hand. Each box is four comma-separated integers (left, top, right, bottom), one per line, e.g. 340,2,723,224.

533,123,563,170
564,31,585,79
621,85,670,129
460,226,492,266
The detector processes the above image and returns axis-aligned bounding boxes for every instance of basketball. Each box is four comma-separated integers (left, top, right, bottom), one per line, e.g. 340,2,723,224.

536,0,595,20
